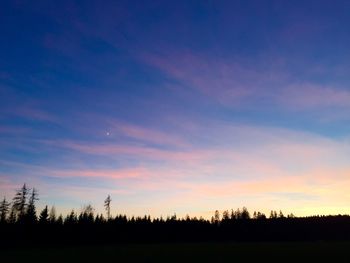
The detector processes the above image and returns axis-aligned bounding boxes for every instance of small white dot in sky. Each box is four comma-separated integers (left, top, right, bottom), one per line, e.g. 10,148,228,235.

106,132,110,136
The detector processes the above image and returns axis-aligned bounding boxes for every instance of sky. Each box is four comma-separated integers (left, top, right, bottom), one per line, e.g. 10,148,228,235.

1,0,350,218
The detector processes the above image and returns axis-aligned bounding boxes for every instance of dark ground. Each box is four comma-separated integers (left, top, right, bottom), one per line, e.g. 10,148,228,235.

2,242,350,263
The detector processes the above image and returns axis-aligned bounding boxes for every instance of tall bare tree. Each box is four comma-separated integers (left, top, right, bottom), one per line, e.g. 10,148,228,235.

104,195,112,220
12,184,28,222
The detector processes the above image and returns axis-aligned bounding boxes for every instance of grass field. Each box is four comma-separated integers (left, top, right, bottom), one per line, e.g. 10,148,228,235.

3,242,350,263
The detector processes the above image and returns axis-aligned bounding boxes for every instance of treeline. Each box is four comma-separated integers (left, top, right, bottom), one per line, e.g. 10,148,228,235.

1,184,350,245
0,184,295,225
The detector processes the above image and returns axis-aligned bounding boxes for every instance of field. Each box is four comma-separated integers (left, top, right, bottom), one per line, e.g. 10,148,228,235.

2,242,350,263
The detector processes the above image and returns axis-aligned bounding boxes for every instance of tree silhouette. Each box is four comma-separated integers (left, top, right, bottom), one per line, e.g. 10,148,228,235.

287,213,295,218
39,206,49,224
0,197,10,223
233,208,241,220
241,207,250,220
56,214,63,225
270,210,278,219
49,206,57,224
104,195,112,220
8,207,16,224
278,210,285,219
256,212,266,220
5,183,350,245
95,213,106,224
12,183,28,222
213,210,220,225
222,210,230,221
65,210,77,225
25,188,39,223
79,204,94,224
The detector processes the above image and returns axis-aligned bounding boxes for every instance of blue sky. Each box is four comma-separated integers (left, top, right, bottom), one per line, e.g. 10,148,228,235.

1,0,350,217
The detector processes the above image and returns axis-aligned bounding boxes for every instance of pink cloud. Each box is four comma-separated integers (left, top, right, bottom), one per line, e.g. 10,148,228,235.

0,176,20,197
0,85,58,123
142,52,259,105
141,51,350,115
279,84,350,110
141,51,292,107
60,112,191,148
107,119,189,147
3,122,350,217
14,106,56,122
49,167,151,180
43,139,215,164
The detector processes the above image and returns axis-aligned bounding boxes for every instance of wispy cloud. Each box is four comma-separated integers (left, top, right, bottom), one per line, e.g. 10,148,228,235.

3,0,350,218
142,51,270,106
0,85,58,123
2,121,350,217
142,51,350,119
106,119,189,147
278,84,350,110
42,139,214,165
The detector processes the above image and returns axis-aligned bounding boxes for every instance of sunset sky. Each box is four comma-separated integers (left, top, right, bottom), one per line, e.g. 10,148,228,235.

1,0,350,218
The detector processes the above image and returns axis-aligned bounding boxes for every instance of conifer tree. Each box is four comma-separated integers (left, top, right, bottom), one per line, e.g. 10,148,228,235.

278,210,285,218
222,210,230,221
49,206,57,224
8,207,16,224
26,188,39,223
12,184,28,222
56,214,63,225
241,207,250,220
65,210,77,225
79,204,94,224
39,206,49,224
213,210,220,224
0,197,10,223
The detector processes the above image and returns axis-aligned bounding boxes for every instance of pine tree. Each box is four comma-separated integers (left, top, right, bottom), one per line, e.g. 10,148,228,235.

26,188,39,223
49,206,57,224
278,210,285,219
213,210,220,224
104,195,112,220
222,210,230,221
8,207,16,224
80,204,94,223
39,206,49,224
0,197,10,223
257,212,266,220
270,210,278,219
64,210,77,225
56,214,63,225
12,184,29,222
241,207,250,220
230,209,235,220
95,213,106,224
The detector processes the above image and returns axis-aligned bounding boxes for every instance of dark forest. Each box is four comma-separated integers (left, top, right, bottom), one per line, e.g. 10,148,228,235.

2,184,350,247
